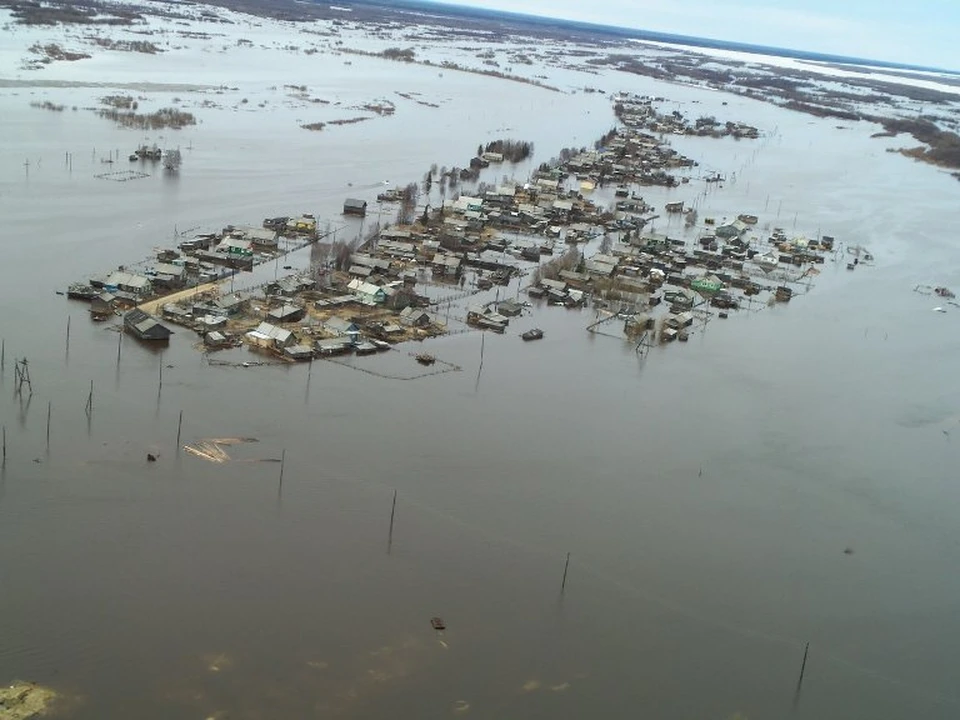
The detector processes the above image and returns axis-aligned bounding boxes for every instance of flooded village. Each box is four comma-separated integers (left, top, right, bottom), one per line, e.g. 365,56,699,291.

63,95,852,366
6,0,960,718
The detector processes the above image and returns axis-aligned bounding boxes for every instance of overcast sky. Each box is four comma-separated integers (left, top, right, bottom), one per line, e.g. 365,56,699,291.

434,0,957,69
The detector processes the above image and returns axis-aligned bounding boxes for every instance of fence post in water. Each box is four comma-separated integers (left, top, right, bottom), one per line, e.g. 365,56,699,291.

85,380,93,416
791,641,810,707
66,316,71,354
278,449,286,494
2,425,5,465
387,489,398,553
46,401,51,449
560,552,571,594
1,338,5,374
176,410,183,449
116,329,122,364
797,642,809,689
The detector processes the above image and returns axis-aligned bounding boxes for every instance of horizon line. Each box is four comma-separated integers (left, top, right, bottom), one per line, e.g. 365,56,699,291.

377,0,958,75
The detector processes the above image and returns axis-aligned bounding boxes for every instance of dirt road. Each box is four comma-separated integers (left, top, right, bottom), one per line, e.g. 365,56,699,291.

137,281,221,315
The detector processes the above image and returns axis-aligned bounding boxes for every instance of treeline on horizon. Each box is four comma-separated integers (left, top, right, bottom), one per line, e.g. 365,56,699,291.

345,0,954,74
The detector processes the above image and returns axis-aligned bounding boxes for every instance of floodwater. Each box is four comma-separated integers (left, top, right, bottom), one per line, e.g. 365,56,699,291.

1,10,960,720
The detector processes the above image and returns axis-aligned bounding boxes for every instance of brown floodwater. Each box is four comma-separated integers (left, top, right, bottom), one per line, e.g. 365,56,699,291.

1,36,960,720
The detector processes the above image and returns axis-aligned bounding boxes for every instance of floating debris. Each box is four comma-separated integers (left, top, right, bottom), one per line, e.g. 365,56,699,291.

183,442,230,463
203,437,258,446
94,169,150,182
521,328,544,341
430,617,446,631
416,353,436,366
183,437,260,463
203,652,232,673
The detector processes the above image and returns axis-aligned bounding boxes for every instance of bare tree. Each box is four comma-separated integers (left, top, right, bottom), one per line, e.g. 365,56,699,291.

400,182,420,224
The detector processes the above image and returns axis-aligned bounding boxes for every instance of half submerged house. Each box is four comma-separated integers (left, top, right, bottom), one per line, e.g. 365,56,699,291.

124,309,173,343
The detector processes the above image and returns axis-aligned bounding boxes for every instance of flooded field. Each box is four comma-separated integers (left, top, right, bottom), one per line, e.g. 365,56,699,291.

1,3,960,719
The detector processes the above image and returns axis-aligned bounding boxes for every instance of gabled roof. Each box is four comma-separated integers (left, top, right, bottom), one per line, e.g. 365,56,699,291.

324,317,360,334
124,308,172,337
268,304,303,320
347,278,386,297
250,322,293,343
104,271,151,289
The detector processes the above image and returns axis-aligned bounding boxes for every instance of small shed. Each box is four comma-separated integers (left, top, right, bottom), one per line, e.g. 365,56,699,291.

233,227,278,249
497,299,523,317
284,344,315,361
90,292,116,317
124,309,173,342
163,303,192,322
716,220,748,239
315,338,352,356
200,315,228,330
216,294,247,316
467,306,509,331
348,264,374,279
268,304,306,323
324,317,361,339
204,331,232,349
246,321,295,349
399,307,433,328
343,198,368,216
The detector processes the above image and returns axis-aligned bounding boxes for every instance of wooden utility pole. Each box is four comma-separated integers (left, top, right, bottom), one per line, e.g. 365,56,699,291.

797,642,809,690
387,489,398,552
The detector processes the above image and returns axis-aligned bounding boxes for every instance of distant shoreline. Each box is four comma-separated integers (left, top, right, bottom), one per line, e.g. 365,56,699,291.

380,0,959,75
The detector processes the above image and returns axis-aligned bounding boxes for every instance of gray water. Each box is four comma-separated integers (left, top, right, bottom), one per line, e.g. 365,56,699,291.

1,30,960,720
